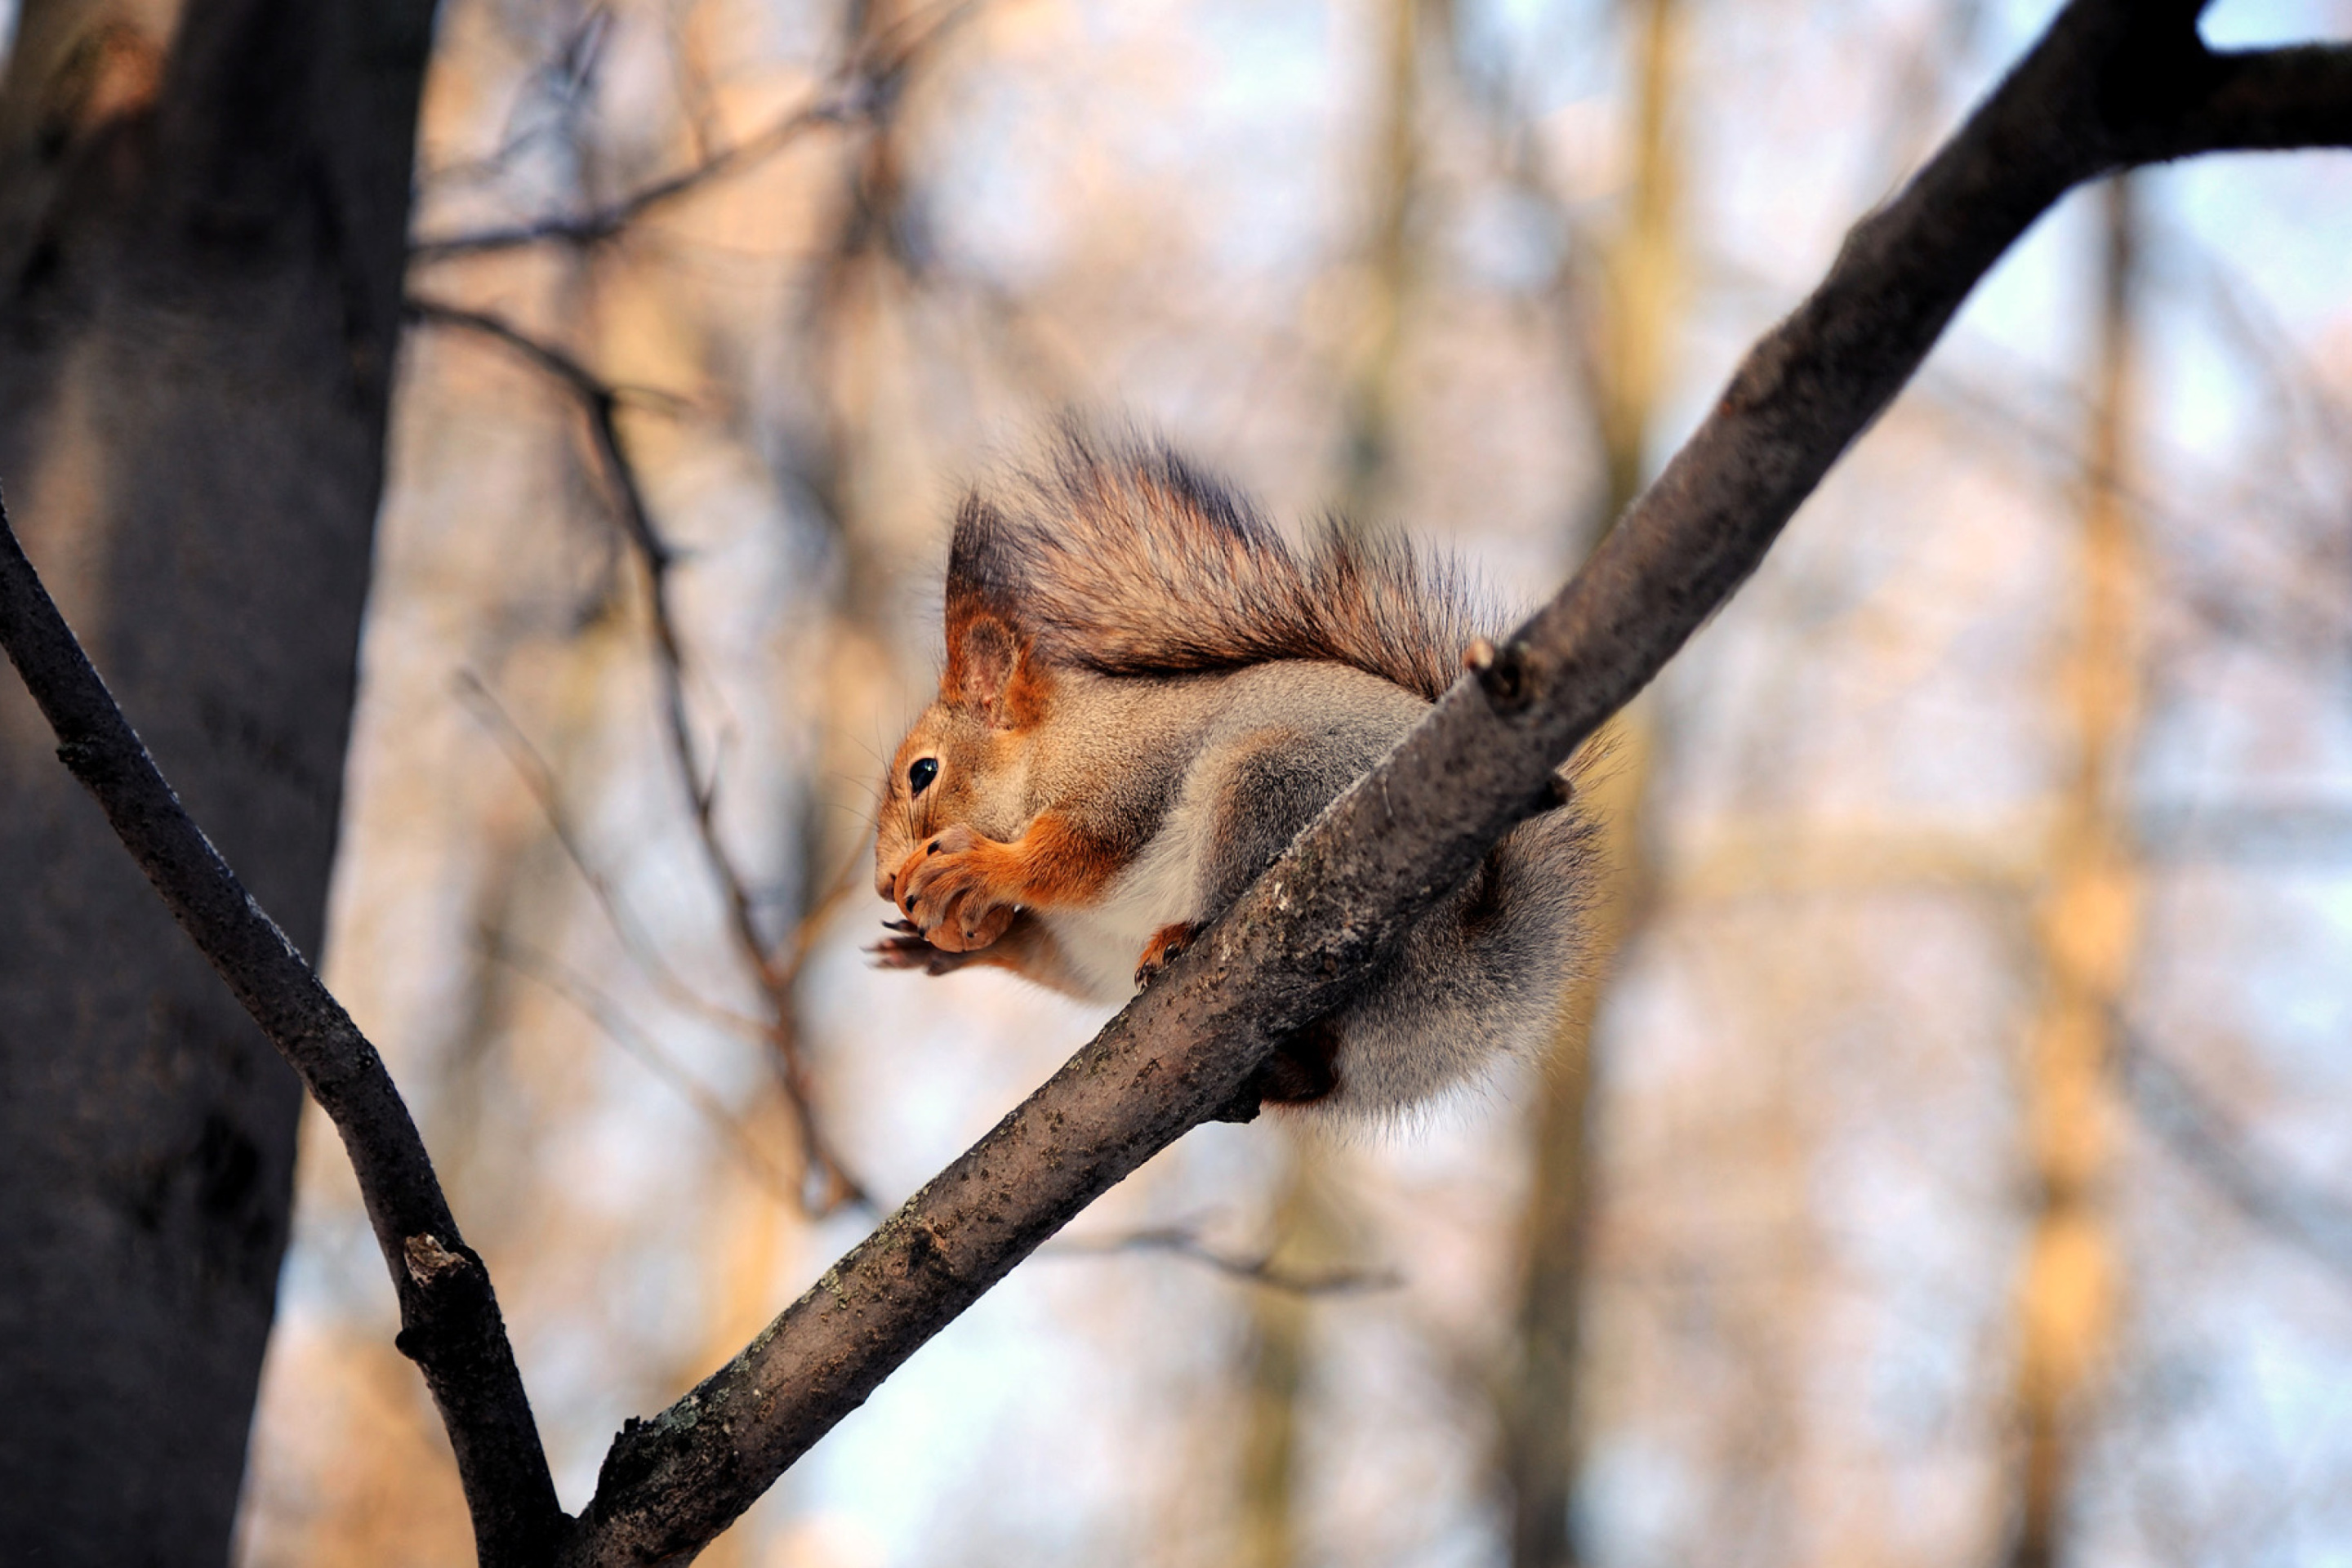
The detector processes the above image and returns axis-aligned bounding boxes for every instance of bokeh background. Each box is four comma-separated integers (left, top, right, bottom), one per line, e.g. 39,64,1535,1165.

110,0,2352,1560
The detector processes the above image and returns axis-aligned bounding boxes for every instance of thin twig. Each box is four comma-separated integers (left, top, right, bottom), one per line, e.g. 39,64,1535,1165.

411,93,859,261
455,671,771,1042
408,2,977,262
2122,1032,2352,1283
411,297,872,1216
489,934,803,1204
1046,1226,1404,1297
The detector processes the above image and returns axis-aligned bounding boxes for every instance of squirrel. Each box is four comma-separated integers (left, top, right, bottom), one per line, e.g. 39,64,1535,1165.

871,430,1592,1116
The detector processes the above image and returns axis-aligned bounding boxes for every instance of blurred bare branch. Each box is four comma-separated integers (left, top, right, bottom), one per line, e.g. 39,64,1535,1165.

419,8,616,194
2123,1034,2352,1282
409,2,977,263
2002,172,2143,1568
411,296,871,1217
412,91,858,261
455,670,771,1043
1048,1225,1403,1298
488,935,804,1204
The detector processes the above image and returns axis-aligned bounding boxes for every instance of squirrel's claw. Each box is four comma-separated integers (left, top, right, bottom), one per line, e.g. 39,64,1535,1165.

1133,921,1198,991
869,930,973,978
894,823,1016,952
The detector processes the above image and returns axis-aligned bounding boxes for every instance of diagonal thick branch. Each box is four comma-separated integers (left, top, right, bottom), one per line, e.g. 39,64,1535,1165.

0,506,568,1564
0,2,2345,1566
562,7,2351,1561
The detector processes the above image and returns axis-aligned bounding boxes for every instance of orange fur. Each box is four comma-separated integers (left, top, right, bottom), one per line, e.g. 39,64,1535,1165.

891,812,1125,952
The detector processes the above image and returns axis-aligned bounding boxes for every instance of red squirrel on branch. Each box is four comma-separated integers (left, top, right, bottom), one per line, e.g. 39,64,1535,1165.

873,430,1593,1115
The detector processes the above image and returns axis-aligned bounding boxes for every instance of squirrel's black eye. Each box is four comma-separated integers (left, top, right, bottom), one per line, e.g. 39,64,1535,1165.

907,757,939,795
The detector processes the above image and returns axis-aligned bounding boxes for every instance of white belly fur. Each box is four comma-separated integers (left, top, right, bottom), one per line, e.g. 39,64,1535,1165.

1040,808,1205,1004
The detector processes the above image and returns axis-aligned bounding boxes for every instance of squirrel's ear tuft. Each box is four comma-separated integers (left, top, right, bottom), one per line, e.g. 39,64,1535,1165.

947,495,1021,616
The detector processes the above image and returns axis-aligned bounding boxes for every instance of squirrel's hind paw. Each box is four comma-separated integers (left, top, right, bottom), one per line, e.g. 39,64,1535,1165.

1133,922,1198,991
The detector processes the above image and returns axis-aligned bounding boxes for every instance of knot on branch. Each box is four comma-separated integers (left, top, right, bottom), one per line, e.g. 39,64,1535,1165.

2092,8,2225,157
892,1212,969,1288
1463,636,1539,715
403,1231,469,1287
600,1401,697,1492
588,1391,749,1551
53,736,112,783
393,1232,501,1369
1207,1080,1267,1124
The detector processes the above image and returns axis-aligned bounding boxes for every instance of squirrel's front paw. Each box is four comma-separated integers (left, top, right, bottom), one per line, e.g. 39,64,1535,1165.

1134,921,1197,991
894,824,1018,953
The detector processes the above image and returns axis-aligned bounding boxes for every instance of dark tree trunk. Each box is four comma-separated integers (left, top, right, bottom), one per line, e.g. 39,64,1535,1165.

0,0,436,1559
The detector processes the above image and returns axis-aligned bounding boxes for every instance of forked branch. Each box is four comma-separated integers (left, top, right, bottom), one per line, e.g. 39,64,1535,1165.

408,2,974,262
0,508,567,1564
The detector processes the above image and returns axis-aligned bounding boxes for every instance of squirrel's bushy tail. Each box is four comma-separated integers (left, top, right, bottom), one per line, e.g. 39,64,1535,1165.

954,427,1493,702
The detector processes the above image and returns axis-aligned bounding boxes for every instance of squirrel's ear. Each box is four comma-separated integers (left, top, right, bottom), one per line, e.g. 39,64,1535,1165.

948,612,1014,710
946,612,1049,728
943,495,1047,727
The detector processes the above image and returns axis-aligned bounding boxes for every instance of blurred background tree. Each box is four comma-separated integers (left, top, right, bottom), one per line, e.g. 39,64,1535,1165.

0,0,434,1557
2,0,2344,1564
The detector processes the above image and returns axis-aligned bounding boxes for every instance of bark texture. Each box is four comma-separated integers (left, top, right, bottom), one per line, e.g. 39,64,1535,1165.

0,0,439,1559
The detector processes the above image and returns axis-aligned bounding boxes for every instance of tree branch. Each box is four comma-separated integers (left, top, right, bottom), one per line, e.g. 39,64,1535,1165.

2122,1033,2352,1283
558,6,2352,1561
0,502,568,1566
1046,1226,1404,1297
2126,44,2352,161
410,296,873,1216
407,2,975,262
409,93,858,261
453,671,773,1044
488,935,805,1205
